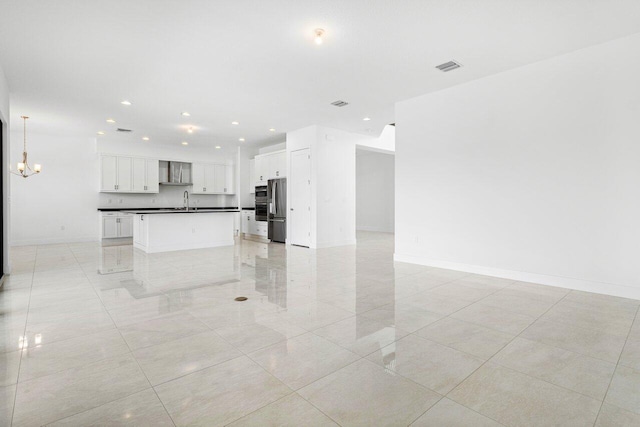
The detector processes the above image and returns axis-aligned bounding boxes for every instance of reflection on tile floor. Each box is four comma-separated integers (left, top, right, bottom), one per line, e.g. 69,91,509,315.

1,231,639,426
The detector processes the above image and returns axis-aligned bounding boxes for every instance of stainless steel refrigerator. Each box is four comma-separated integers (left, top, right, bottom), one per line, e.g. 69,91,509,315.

267,178,286,243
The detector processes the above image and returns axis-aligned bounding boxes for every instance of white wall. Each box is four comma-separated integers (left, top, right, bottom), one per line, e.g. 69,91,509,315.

356,125,396,153
10,133,99,245
356,150,394,233
395,32,640,300
0,64,11,274
287,125,361,248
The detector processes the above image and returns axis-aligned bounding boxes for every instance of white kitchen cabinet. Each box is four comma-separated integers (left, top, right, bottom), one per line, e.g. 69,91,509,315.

102,215,119,238
241,210,267,238
101,212,134,239
100,155,132,192
101,155,157,193
249,159,255,193
224,165,234,194
254,150,286,186
119,215,133,237
145,160,159,193
192,163,235,194
255,155,269,185
132,157,146,192
133,214,147,246
269,151,286,178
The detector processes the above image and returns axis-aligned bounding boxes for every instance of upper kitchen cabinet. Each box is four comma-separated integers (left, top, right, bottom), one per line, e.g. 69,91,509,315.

100,155,158,193
132,158,159,193
101,155,132,192
254,150,286,186
192,163,235,194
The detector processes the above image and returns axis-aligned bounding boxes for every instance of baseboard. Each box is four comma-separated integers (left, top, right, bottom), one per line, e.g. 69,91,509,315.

393,253,640,301
10,236,99,246
314,239,357,249
356,226,394,233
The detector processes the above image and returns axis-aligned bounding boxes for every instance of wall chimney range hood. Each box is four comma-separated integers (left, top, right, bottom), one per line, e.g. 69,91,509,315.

159,161,193,186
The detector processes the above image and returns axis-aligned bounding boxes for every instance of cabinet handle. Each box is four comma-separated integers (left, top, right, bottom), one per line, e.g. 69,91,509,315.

224,188,227,192
260,176,262,180
203,187,206,191
276,171,279,176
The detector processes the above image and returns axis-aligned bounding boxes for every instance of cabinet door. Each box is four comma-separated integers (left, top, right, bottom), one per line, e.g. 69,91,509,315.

117,157,133,192
101,156,118,191
274,151,286,178
118,215,133,237
205,164,217,193
131,158,146,193
102,217,118,238
224,165,235,194
146,159,159,193
249,159,255,193
134,215,147,245
210,164,225,193
192,163,206,193
255,155,269,184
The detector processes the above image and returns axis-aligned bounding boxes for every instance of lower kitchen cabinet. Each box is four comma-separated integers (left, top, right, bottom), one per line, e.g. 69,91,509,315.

242,210,267,238
101,213,133,239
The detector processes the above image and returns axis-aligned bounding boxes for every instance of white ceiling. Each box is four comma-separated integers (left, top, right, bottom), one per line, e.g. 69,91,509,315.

1,0,640,151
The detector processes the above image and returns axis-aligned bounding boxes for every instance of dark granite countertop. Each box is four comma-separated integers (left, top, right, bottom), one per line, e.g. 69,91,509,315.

121,209,239,214
98,207,238,212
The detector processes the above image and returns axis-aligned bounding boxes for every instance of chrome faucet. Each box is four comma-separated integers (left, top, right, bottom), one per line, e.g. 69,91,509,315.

183,190,189,211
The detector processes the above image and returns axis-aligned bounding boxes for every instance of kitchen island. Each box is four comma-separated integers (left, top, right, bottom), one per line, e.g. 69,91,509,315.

124,209,239,253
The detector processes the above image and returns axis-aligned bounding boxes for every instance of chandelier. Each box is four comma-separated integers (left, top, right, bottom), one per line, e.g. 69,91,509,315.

11,116,41,178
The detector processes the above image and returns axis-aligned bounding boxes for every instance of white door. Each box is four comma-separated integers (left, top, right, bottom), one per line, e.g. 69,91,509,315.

101,156,118,191
289,148,311,247
146,159,159,192
131,158,146,192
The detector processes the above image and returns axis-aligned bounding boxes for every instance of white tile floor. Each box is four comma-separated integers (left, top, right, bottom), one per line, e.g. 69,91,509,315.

0,231,639,426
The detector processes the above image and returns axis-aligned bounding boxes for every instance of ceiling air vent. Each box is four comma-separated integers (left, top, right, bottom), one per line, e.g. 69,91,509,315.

331,100,349,107
435,60,462,72
116,128,133,133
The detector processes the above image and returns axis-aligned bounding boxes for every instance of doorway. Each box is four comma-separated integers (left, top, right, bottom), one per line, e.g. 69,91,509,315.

289,148,311,247
356,148,395,234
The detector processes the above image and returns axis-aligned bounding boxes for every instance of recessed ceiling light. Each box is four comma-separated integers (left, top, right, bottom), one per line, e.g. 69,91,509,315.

181,141,188,146
106,118,116,123
314,28,325,45
97,131,105,135
121,100,131,106
142,136,150,141
363,117,371,121
269,128,276,132
239,138,245,142
215,146,221,149
181,112,190,117
231,121,239,125
187,127,193,133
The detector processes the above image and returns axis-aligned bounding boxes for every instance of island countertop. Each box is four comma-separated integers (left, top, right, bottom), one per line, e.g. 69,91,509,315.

122,209,239,214
98,207,238,212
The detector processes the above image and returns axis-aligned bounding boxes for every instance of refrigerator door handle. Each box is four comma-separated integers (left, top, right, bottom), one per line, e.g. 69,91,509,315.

273,181,277,216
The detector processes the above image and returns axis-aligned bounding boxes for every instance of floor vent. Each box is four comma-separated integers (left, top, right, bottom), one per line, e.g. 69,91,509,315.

331,100,349,107
435,60,462,72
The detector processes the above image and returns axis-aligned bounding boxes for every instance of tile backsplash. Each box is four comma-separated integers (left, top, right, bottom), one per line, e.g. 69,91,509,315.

98,185,236,209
